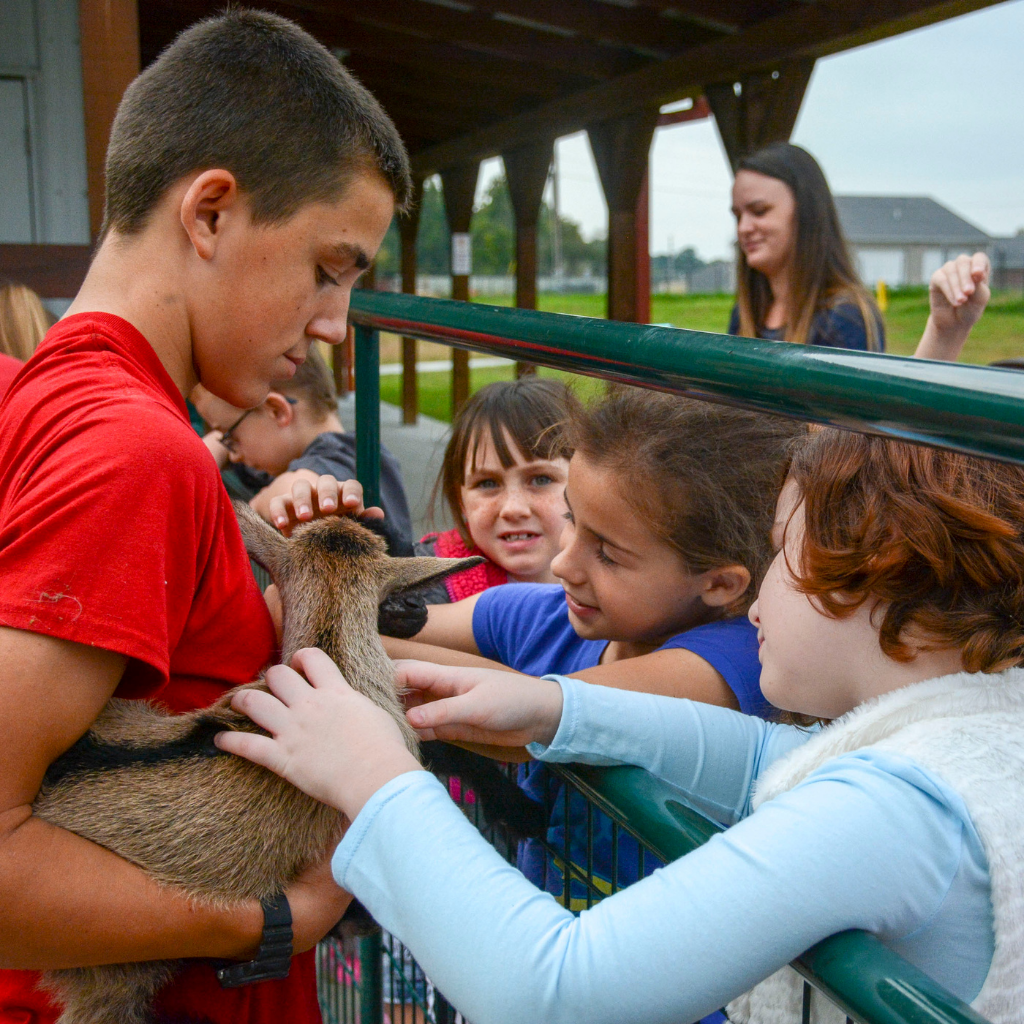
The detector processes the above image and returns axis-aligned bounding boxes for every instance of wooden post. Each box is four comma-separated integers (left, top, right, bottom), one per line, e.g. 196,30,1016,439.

503,139,553,376
588,109,659,324
399,178,424,425
78,0,140,239
705,58,816,171
440,163,480,414
635,169,651,326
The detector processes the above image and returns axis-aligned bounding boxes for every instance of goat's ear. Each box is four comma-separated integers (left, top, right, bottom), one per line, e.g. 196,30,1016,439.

380,556,484,597
232,500,289,575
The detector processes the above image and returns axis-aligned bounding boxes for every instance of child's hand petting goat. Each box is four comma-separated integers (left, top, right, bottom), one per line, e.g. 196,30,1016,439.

217,648,424,819
266,474,385,536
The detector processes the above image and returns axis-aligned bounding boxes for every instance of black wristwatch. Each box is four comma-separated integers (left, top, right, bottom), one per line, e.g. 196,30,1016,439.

216,893,293,988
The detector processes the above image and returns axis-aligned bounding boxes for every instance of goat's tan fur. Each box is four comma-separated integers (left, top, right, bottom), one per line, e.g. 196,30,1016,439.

31,505,479,1024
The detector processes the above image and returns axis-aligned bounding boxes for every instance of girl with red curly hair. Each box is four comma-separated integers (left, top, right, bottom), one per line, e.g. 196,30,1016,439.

221,427,1024,1024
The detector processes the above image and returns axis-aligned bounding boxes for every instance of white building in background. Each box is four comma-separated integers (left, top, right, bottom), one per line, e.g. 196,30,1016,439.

834,196,992,288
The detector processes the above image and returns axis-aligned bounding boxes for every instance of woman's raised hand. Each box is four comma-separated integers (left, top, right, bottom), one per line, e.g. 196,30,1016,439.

400,660,563,749
914,252,991,362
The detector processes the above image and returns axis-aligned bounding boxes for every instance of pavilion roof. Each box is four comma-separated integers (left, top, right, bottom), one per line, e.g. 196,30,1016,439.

140,0,1000,176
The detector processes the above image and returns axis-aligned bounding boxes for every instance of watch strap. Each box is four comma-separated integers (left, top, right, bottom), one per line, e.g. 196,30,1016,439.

216,893,293,988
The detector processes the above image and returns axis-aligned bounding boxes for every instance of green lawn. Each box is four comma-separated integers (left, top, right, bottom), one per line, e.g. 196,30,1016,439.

380,289,1024,423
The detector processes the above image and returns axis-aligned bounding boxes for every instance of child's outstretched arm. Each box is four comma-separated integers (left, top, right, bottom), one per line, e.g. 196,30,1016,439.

567,648,740,708
914,252,991,362
387,593,484,655
219,654,977,1024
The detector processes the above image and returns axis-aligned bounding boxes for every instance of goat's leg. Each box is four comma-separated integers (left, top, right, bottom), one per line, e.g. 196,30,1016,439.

41,961,179,1024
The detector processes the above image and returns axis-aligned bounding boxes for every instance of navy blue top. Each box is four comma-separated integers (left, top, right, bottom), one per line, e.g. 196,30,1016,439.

727,300,885,352
473,583,768,914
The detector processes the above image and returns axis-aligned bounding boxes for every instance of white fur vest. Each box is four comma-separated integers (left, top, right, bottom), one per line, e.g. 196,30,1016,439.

726,668,1024,1024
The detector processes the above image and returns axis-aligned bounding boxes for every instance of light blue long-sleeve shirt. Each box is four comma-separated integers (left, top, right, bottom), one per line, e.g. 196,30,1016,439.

332,677,993,1024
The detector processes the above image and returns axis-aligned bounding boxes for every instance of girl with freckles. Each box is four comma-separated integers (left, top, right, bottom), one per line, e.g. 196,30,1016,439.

220,426,1024,1024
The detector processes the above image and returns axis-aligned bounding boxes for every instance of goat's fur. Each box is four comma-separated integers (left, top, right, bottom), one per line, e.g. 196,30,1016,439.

31,503,480,1024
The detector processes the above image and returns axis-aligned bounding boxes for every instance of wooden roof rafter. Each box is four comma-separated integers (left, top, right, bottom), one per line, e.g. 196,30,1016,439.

408,0,1004,174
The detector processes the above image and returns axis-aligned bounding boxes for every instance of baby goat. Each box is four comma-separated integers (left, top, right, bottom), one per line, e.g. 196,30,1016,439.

32,503,479,1024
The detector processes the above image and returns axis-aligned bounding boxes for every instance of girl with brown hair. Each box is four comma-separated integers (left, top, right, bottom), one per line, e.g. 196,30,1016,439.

415,377,573,602
223,426,1024,1023
729,142,885,351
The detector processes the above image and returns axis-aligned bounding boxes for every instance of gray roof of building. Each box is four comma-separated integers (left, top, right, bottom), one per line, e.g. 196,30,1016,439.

992,234,1024,269
834,196,991,246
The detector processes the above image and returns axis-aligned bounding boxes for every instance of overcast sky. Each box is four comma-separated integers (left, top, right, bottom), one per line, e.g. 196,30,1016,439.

475,0,1024,261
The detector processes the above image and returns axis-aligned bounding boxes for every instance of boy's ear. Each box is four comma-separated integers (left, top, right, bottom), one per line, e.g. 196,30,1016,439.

180,169,240,261
265,392,296,426
701,565,753,608
379,556,484,598
233,500,289,576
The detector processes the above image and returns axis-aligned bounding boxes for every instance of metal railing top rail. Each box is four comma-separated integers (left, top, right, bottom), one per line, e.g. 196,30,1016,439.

348,291,1024,466
559,764,989,1024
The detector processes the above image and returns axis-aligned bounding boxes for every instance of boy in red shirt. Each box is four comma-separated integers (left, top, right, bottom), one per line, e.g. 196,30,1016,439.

0,11,409,1024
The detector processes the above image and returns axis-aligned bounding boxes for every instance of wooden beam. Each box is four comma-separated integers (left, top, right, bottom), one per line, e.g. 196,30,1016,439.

79,0,140,238
465,0,721,56
589,109,659,323
503,139,554,376
410,0,1002,176
399,179,424,426
706,56,815,168
288,0,648,81
0,244,92,298
440,164,480,414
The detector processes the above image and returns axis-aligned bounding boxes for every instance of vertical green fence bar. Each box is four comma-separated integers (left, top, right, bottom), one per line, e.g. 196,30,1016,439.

353,323,381,509
357,932,383,1024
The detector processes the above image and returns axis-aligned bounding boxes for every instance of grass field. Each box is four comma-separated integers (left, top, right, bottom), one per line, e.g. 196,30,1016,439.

379,289,1024,423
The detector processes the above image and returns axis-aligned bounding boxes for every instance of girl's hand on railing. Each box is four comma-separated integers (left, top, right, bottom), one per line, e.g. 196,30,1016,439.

398,660,563,749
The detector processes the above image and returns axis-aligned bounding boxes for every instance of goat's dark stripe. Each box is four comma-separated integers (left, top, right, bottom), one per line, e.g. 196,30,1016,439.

43,717,227,788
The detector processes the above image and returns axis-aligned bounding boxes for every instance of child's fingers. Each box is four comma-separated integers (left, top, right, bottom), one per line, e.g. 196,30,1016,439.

289,479,315,520
265,662,318,705
393,659,473,698
230,686,292,734
214,728,283,772
290,647,351,690
315,475,339,514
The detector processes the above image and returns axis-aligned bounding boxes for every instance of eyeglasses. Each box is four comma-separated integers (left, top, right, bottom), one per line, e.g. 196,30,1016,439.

217,397,298,455
219,408,254,454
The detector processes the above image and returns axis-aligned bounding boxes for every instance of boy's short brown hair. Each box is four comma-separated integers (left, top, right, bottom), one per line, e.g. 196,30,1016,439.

103,9,411,236
789,428,1024,672
271,347,337,421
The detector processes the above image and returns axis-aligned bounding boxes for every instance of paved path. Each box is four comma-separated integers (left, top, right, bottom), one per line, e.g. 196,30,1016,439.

337,394,454,540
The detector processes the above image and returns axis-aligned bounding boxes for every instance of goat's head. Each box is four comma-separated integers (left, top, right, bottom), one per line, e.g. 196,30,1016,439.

233,501,481,664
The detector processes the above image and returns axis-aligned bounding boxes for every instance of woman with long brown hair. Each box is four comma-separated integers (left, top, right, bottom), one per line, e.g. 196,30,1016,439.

728,142,884,351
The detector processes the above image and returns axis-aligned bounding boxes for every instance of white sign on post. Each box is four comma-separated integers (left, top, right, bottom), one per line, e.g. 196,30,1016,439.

451,232,472,276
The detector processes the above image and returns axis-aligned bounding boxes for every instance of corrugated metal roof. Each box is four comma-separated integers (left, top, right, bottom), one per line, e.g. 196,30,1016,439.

835,196,991,246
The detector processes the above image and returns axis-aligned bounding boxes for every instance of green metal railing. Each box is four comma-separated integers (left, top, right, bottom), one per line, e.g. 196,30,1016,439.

335,290,1011,1024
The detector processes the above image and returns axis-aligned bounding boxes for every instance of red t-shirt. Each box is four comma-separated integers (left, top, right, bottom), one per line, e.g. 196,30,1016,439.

0,353,22,400
0,314,321,1024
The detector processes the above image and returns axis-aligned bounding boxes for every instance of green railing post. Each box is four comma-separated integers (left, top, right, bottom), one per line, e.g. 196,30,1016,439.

357,932,383,1024
353,323,381,509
